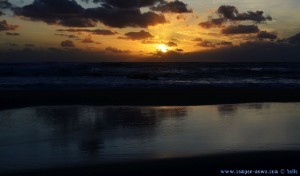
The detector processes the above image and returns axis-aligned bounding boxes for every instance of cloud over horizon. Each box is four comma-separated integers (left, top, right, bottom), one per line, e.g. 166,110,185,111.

61,40,75,47
13,0,168,28
222,25,259,34
150,0,192,13
0,1,299,62
0,20,19,31
199,5,272,30
57,28,115,35
122,30,154,40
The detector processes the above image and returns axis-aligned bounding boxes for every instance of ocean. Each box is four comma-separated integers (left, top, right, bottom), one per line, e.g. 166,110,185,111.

0,62,299,90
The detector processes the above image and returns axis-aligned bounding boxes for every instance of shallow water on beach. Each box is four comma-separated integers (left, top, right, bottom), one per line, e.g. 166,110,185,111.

0,103,300,172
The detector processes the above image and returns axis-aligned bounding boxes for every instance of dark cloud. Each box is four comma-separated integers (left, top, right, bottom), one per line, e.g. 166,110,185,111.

165,41,178,47
176,48,184,52
199,18,225,28
183,37,300,62
14,0,95,27
192,38,203,42
216,41,233,46
59,18,96,27
55,34,79,39
0,20,19,31
84,0,163,9
196,40,215,47
288,33,300,44
217,5,272,23
85,7,166,28
14,0,167,28
82,35,94,43
150,0,192,13
105,47,131,54
222,25,259,34
0,0,12,9
57,28,115,35
123,30,154,40
89,29,115,35
0,11,5,16
199,5,272,29
61,40,75,47
6,32,20,36
153,49,183,59
257,31,277,40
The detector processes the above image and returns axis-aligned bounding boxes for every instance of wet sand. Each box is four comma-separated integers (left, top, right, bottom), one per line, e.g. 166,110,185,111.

1,88,300,176
2,150,299,176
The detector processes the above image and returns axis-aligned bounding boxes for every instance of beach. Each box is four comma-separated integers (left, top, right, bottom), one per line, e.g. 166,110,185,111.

2,151,300,176
1,102,300,176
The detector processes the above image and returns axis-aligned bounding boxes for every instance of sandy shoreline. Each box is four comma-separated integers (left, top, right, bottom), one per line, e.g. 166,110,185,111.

1,150,299,176
0,87,300,109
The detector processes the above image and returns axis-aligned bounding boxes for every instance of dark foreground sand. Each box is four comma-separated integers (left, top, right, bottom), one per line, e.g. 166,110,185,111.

1,150,300,176
1,87,300,109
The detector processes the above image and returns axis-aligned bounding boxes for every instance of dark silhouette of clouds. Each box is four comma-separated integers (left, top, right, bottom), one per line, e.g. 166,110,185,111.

15,0,95,27
165,41,178,47
58,29,115,35
59,18,96,27
200,5,272,29
192,38,203,42
217,5,272,23
82,35,94,43
199,18,225,28
0,11,4,16
105,47,130,54
0,0,12,9
150,0,192,13
83,0,163,9
123,30,154,40
0,20,18,31
55,34,79,39
6,32,20,36
185,38,300,62
85,7,166,28
222,25,259,34
216,41,233,46
14,0,167,28
196,40,215,47
257,31,277,40
61,40,75,47
288,33,300,44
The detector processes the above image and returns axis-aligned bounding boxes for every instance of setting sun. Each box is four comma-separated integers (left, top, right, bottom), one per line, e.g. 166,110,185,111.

157,44,168,53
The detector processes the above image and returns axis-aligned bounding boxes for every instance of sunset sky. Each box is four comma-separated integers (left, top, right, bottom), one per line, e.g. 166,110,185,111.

1,0,300,62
